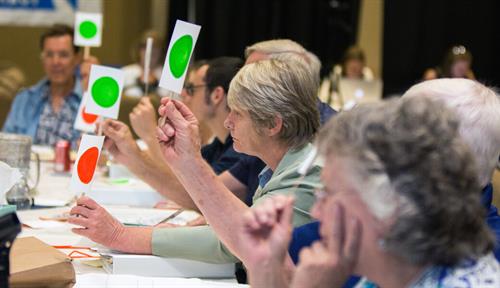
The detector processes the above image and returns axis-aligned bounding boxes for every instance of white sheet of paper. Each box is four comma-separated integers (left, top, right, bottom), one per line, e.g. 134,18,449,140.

86,65,124,119
159,20,201,94
101,206,189,226
70,134,104,195
22,219,67,229
75,273,247,288
74,92,98,133
74,12,103,47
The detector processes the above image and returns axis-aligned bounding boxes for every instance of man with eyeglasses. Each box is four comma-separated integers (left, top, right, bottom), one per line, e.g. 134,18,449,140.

180,57,245,175
99,57,248,211
3,24,82,147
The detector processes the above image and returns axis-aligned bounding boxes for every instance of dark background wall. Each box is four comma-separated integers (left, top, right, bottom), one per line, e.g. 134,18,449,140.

168,0,361,78
383,0,500,96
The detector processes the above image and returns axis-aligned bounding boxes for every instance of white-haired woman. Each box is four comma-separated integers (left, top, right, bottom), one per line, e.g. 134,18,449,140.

241,97,500,287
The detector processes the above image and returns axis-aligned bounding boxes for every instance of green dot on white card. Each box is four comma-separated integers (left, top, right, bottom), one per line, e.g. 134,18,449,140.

79,20,98,39
91,77,119,108
169,35,193,78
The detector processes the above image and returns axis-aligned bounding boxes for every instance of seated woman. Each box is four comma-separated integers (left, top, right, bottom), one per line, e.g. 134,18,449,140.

68,58,322,264
241,96,499,287
318,45,374,109
423,45,475,80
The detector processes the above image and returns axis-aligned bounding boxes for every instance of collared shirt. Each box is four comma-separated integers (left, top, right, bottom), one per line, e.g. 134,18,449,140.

405,254,500,287
151,143,322,263
258,167,273,189
481,184,500,261
228,101,336,206
34,84,80,147
2,76,82,147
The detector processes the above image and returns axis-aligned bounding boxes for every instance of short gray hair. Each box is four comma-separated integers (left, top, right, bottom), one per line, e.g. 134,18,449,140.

244,39,306,58
317,97,494,266
228,58,319,149
245,39,321,87
403,78,500,187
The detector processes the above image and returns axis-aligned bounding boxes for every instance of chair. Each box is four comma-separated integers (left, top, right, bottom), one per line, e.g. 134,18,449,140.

0,65,25,129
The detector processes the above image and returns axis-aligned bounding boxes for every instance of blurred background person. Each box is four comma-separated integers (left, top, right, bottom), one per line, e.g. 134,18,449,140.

319,45,374,110
122,30,169,98
423,45,475,80
2,24,82,147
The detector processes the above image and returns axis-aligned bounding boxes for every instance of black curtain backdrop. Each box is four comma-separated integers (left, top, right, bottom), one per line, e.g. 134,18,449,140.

384,0,500,96
168,0,360,78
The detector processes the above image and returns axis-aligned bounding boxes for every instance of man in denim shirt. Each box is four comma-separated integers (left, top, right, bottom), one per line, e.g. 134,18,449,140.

3,24,82,147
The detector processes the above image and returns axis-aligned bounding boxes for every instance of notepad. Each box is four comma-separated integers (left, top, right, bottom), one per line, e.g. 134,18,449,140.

98,250,235,279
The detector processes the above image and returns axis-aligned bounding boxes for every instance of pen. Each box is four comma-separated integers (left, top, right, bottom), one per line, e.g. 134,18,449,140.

156,208,184,225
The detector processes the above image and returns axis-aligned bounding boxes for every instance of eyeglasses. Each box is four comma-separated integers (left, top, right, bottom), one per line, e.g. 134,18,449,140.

40,51,75,61
183,83,208,95
452,45,467,55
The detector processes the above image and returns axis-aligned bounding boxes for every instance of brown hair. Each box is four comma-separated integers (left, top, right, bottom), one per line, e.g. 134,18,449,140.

39,24,79,53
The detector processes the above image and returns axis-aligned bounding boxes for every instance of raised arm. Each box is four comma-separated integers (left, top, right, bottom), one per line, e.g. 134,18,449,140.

156,98,250,258
101,119,199,211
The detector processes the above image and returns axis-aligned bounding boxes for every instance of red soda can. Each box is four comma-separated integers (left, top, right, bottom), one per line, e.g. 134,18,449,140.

55,140,70,172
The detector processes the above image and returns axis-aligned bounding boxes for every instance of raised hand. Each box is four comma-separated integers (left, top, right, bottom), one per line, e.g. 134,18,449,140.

101,119,142,167
291,201,361,288
156,98,201,163
240,195,295,270
130,97,157,143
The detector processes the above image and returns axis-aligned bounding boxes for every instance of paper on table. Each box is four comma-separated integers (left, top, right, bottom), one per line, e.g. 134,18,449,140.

34,197,73,207
103,206,186,226
22,220,67,229
75,273,248,288
23,218,85,230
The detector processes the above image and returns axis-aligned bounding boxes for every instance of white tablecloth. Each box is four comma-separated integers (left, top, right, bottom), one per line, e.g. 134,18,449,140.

15,160,247,287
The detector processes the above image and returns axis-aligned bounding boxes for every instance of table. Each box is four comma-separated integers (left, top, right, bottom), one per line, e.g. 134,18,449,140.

15,158,248,287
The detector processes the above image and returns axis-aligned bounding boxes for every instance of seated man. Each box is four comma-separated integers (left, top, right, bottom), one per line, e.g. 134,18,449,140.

69,57,322,264
3,24,82,147
100,57,249,211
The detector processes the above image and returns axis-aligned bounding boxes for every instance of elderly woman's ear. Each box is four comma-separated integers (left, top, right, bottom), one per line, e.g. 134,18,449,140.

266,116,283,137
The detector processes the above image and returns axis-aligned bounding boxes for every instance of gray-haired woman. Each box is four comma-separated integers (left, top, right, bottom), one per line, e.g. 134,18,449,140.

242,96,500,288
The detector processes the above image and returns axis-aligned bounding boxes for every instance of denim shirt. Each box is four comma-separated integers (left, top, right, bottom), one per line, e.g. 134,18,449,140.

2,76,82,145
